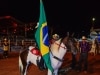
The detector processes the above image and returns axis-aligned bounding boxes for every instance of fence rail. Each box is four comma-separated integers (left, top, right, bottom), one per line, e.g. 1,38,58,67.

0,39,36,52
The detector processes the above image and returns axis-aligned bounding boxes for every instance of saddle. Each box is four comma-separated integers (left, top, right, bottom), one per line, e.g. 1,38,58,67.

30,47,41,55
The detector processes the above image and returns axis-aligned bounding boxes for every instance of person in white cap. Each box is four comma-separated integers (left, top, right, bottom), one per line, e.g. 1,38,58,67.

77,36,91,73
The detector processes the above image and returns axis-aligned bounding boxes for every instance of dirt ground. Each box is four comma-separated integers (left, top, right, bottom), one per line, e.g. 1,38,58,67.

0,51,100,75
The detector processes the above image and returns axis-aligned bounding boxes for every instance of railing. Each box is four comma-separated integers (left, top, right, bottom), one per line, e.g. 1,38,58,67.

0,39,36,52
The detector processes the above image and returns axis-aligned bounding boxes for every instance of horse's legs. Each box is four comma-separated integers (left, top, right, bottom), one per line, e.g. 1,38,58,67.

47,68,59,75
53,69,59,75
19,55,28,75
19,49,30,75
23,62,30,75
19,56,24,75
48,69,56,75
48,69,53,75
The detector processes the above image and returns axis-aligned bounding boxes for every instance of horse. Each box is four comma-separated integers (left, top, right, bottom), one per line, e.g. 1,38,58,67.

19,36,75,75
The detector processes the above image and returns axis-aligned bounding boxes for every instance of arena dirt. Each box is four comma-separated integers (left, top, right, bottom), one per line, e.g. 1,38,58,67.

0,52,100,75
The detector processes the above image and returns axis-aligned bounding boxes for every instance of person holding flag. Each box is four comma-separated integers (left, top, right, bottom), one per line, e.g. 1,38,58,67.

35,0,54,74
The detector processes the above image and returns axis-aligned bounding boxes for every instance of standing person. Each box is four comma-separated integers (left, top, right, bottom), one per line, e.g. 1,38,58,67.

3,38,9,58
77,36,91,73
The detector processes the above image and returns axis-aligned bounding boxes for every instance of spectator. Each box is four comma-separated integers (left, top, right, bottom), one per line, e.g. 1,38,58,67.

3,38,9,58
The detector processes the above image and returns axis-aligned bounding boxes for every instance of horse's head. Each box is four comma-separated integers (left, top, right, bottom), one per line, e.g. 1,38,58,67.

61,36,69,46
66,37,78,52
50,38,62,51
50,34,78,53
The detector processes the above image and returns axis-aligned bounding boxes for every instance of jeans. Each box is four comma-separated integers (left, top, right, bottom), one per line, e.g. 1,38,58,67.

78,53,88,71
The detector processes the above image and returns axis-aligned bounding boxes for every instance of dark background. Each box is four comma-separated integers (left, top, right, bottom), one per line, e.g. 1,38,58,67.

0,0,100,37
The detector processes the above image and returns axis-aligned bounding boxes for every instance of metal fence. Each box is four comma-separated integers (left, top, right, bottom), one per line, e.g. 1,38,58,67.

0,39,36,52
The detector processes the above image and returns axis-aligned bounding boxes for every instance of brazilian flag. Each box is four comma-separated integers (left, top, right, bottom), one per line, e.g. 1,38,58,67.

35,0,53,72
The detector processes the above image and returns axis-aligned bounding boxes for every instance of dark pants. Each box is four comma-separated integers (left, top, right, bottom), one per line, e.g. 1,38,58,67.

37,56,46,70
78,53,88,71
70,54,77,69
3,51,8,58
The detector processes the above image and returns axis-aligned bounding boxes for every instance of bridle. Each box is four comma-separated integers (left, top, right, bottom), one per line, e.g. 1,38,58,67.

54,42,67,49
50,38,68,62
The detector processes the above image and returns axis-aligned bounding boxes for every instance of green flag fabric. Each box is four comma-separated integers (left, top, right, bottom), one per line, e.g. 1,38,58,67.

35,0,53,72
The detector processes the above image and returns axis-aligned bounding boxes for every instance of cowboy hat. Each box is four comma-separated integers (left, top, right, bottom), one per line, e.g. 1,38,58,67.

82,36,87,40
4,38,7,41
52,34,59,40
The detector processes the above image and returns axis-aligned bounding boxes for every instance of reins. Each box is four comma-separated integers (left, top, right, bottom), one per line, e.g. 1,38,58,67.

50,39,67,62
54,42,67,49
50,51,63,62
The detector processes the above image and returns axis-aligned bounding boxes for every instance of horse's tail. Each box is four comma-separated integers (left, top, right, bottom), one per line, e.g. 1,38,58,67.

19,55,23,75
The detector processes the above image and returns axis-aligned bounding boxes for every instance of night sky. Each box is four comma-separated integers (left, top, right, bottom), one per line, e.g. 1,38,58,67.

0,0,100,37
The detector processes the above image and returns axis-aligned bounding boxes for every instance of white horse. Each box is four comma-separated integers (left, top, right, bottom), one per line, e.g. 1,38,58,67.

19,36,73,75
